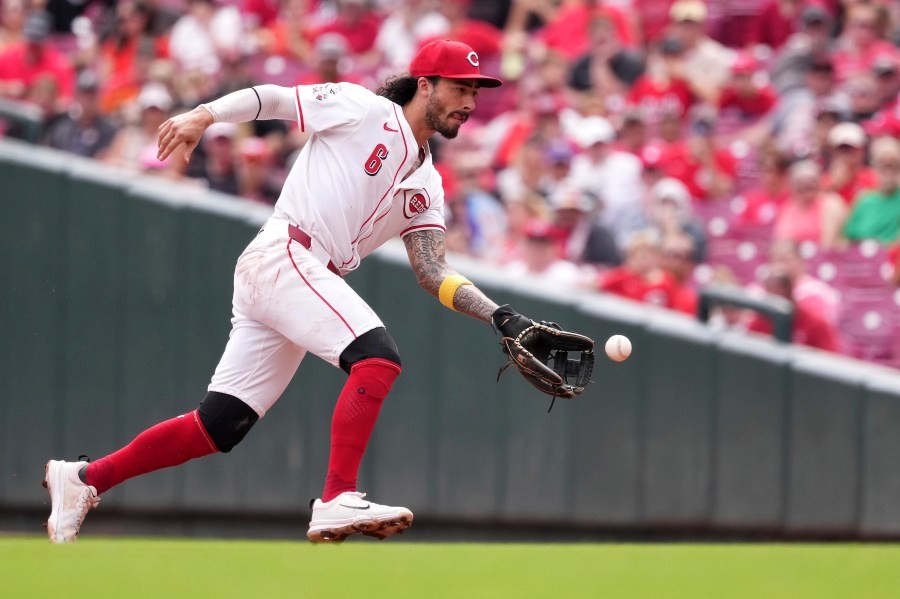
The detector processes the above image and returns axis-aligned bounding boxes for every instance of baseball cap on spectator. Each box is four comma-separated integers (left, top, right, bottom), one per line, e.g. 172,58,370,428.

731,52,757,76
532,93,565,116
523,219,557,241
410,39,503,88
206,121,237,140
640,142,666,169
76,70,100,93
551,186,595,212
827,122,866,148
315,33,348,61
659,36,686,56
649,177,691,209
573,116,615,149
669,0,707,23
239,137,271,161
544,140,574,165
801,5,831,27
621,109,646,126
872,55,898,77
23,10,51,42
137,83,173,112
815,97,846,120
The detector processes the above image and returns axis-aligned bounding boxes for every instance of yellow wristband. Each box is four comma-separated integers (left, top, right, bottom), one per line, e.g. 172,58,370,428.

438,275,473,311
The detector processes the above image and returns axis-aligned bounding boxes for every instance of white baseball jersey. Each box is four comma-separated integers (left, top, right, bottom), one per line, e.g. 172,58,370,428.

272,82,446,274
206,82,449,413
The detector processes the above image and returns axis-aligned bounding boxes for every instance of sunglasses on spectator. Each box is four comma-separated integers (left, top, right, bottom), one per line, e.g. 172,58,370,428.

850,20,876,29
875,161,900,171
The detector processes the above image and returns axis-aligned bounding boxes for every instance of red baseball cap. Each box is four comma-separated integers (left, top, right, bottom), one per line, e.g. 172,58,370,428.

410,39,503,88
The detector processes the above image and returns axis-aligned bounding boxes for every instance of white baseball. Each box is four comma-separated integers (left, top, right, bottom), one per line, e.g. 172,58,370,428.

605,335,632,362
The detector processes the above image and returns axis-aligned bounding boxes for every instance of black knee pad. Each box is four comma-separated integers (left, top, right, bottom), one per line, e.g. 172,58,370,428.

197,392,259,453
339,327,401,374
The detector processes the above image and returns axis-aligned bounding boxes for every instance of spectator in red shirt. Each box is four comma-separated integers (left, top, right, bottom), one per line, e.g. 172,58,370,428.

717,53,778,119
660,232,700,314
747,265,840,351
735,147,792,226
821,121,878,205
598,229,686,309
538,0,636,61
766,238,841,325
662,106,737,202
310,0,382,57
0,11,74,106
832,2,900,83
628,37,695,136
436,0,503,62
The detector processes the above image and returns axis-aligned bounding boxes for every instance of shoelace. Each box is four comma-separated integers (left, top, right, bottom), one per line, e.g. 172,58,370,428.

72,489,100,534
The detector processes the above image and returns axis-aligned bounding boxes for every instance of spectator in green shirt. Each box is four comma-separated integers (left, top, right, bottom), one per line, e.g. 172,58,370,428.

843,136,900,244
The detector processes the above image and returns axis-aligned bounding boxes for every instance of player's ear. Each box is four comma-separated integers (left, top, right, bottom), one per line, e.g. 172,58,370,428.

417,76,434,96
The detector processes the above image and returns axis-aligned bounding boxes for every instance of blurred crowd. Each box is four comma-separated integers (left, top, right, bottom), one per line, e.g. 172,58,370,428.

3,0,900,366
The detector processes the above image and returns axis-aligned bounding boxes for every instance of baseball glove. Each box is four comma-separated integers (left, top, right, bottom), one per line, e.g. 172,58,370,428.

492,305,595,401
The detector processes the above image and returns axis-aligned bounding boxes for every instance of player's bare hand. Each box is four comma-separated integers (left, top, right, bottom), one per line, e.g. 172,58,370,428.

157,107,215,163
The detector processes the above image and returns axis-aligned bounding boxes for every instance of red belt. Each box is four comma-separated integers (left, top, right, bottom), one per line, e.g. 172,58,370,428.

287,224,342,277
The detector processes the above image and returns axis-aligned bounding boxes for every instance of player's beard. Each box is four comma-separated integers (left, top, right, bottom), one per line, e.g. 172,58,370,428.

425,93,466,139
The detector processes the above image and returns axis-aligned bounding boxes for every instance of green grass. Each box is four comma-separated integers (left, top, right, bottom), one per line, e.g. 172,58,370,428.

2,537,899,598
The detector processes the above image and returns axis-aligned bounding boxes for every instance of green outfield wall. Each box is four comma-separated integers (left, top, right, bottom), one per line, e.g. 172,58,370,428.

3,139,900,538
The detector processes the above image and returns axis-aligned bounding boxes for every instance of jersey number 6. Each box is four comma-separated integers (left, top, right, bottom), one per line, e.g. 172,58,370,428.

364,144,389,176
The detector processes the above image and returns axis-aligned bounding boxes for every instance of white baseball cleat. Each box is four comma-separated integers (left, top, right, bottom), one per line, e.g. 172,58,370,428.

307,491,413,543
43,460,100,543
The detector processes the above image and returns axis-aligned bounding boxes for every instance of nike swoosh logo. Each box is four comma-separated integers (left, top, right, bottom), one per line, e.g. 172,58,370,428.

383,122,398,133
340,503,370,510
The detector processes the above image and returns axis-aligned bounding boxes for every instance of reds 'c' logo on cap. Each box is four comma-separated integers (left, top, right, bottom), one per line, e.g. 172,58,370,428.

408,39,503,88
403,190,431,218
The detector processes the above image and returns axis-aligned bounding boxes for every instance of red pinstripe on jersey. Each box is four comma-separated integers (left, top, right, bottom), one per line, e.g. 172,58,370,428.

295,86,305,132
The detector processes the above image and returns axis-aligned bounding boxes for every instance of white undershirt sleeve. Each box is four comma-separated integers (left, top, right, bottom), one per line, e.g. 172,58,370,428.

200,84,297,123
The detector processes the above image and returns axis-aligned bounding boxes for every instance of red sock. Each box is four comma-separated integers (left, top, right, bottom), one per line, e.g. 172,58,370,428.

322,358,401,502
84,410,218,494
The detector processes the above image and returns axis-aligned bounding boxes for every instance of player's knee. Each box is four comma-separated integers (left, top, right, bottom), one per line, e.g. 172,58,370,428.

197,392,259,453
339,327,401,374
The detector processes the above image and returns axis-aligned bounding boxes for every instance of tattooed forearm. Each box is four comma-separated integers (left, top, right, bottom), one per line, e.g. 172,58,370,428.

402,230,498,324
452,284,498,323
403,230,449,295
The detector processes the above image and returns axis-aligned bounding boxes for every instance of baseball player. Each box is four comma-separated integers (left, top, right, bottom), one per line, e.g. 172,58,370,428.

44,39,586,544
